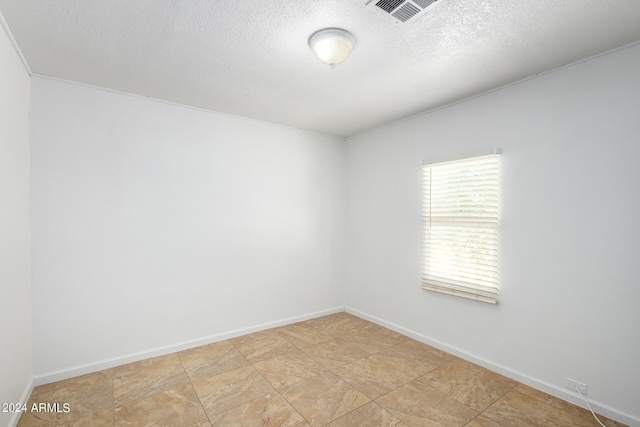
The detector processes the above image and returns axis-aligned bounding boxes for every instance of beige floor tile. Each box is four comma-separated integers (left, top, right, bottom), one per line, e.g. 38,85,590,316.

333,356,415,399
342,325,412,354
16,411,52,427
280,372,370,426
465,414,505,427
365,353,430,381
376,375,478,427
482,384,609,427
301,313,351,330
114,384,207,427
208,392,309,427
231,329,297,362
325,319,374,338
275,323,333,348
177,340,249,382
372,340,451,377
25,371,113,424
324,402,408,427
306,313,372,338
192,365,275,417
56,408,114,426
252,350,327,390
512,384,613,426
481,396,560,427
299,338,371,370
423,358,517,411
113,354,189,406
603,419,629,427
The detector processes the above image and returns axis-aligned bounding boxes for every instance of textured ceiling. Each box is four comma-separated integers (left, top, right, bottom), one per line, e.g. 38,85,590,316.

2,0,640,137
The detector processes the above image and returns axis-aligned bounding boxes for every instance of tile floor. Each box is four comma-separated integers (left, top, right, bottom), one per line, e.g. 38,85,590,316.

17,312,625,427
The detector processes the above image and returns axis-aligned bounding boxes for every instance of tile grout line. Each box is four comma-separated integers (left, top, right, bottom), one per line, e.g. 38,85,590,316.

252,318,376,425
176,351,214,427
204,337,312,424
243,332,313,427
315,323,402,425
267,323,354,426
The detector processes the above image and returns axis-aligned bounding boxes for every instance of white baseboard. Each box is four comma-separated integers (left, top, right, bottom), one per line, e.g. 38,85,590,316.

8,378,34,427
33,306,344,387
345,306,639,427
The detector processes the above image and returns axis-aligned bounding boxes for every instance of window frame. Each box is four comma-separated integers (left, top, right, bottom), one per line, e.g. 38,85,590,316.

422,151,501,304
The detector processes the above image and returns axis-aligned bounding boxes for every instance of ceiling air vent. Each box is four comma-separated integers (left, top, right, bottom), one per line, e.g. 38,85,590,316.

366,0,438,23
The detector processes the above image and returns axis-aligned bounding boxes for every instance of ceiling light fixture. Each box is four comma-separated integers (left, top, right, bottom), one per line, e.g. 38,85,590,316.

308,28,356,68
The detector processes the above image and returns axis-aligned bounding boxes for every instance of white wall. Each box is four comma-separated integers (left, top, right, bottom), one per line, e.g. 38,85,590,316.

346,43,640,425
29,77,346,380
0,14,32,427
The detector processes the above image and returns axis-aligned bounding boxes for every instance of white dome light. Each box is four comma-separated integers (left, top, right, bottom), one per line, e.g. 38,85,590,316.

309,28,356,68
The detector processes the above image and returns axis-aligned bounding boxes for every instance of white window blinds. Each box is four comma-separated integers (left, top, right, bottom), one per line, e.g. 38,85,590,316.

422,153,500,304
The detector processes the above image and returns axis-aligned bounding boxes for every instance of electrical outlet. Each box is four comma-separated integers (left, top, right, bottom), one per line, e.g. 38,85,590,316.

565,378,587,395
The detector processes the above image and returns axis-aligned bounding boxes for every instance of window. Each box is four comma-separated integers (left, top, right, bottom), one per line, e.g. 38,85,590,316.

422,152,500,304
